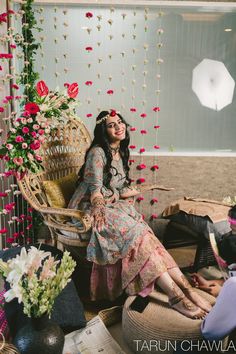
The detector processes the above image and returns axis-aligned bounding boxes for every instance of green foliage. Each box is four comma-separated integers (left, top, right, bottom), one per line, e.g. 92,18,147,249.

14,0,40,103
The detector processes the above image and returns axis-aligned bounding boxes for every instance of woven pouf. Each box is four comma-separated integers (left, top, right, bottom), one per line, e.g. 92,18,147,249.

122,290,228,354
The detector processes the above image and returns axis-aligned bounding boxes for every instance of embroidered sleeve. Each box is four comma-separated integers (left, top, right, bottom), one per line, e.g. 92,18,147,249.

84,147,105,194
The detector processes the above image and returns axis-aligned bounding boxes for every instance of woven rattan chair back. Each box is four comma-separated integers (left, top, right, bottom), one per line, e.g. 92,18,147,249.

18,118,92,247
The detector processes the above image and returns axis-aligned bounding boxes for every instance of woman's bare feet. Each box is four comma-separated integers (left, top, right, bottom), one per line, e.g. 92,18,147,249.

183,288,212,313
169,295,206,319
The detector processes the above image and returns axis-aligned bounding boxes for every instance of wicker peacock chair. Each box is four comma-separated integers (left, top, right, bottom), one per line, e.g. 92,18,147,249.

17,118,92,249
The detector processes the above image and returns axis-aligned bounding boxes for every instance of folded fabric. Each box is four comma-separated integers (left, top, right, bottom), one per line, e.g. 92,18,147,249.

162,197,230,223
0,244,86,337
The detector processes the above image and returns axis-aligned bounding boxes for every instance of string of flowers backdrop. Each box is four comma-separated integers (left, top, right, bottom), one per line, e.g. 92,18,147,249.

0,1,165,244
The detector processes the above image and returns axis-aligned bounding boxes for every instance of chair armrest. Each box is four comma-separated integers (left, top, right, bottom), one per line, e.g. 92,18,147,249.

39,206,91,233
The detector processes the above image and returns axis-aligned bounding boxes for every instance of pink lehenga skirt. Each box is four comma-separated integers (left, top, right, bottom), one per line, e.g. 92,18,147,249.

90,231,177,301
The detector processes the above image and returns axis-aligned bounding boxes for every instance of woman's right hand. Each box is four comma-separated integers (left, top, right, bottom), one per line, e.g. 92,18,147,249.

91,195,106,232
91,207,106,232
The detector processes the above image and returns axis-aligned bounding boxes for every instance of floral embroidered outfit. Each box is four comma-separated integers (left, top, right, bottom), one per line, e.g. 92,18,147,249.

69,147,177,300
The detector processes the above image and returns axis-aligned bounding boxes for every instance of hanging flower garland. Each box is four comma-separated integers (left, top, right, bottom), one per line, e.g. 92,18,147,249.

0,81,79,179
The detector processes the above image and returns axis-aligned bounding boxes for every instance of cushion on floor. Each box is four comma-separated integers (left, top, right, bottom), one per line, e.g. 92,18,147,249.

122,289,229,354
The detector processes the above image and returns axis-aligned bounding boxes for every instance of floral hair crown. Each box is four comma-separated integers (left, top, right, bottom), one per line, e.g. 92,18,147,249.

96,109,120,125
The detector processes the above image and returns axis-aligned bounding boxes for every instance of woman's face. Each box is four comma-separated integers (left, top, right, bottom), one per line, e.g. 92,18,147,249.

105,114,126,143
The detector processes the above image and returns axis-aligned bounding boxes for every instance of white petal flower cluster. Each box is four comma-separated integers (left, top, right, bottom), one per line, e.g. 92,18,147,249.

0,247,76,318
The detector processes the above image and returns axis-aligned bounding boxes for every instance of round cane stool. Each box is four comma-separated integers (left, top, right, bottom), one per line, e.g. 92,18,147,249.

122,290,228,354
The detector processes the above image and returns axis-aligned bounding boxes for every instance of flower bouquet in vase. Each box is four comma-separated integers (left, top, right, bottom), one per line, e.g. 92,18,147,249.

0,246,76,354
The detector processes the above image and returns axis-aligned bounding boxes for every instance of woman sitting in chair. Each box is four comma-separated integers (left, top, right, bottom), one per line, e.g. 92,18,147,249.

68,109,212,319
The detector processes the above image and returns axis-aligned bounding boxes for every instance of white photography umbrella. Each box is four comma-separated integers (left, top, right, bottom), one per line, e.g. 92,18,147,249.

192,58,235,111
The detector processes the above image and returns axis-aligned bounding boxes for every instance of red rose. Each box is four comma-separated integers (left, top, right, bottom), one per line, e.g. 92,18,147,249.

110,110,116,117
67,83,79,98
25,102,40,115
86,12,93,18
30,140,41,150
107,90,114,95
36,80,49,97
85,47,93,51
22,126,29,134
85,81,93,86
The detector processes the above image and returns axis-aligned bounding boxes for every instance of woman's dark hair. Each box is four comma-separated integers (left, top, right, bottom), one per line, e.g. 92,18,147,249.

228,205,236,220
78,110,131,191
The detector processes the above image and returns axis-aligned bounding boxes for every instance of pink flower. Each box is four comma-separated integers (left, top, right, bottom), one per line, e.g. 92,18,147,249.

28,207,33,212
151,165,159,170
30,140,41,150
154,145,160,149
25,102,40,115
150,214,158,220
86,113,93,118
13,157,23,166
4,171,13,177
139,148,145,153
27,152,34,161
64,83,70,88
4,202,15,212
31,131,37,138
151,198,158,204
15,135,24,143
8,10,15,14
36,80,49,97
5,95,13,100
11,83,19,89
6,238,14,244
110,110,117,117
15,95,22,100
129,159,135,164
137,178,145,184
129,145,136,149
154,125,160,129
13,232,20,238
4,156,10,161
33,124,39,130
136,196,144,202
22,143,28,149
137,164,146,170
153,106,160,112
14,171,27,180
35,154,42,161
22,126,29,134
0,53,13,59
0,66,2,71
26,224,33,230
107,90,114,95
86,12,93,18
22,111,30,117
130,127,136,131
140,129,147,134
0,107,4,113
10,44,16,49
130,108,136,112
67,82,79,98
140,113,146,118
0,193,7,197
85,46,93,51
85,81,93,86
38,129,44,135
6,143,13,150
